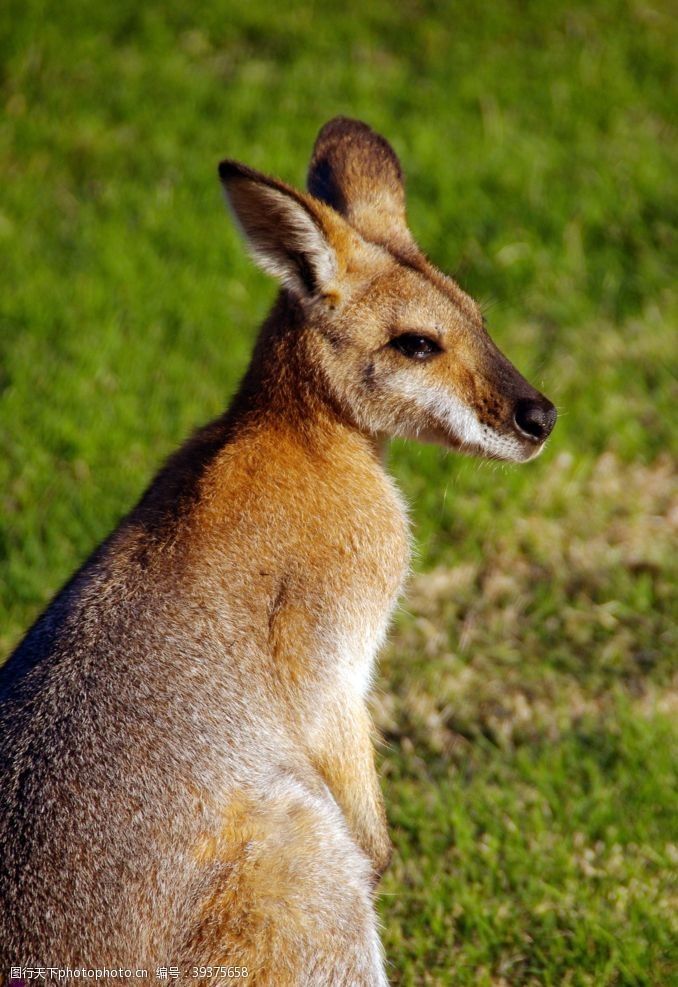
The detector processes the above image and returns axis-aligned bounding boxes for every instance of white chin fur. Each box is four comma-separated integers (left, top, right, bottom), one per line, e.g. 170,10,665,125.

391,378,539,462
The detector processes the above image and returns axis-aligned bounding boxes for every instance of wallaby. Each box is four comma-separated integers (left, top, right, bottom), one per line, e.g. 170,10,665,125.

0,118,556,984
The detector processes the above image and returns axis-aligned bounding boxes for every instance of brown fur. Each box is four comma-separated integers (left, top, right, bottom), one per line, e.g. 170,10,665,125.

0,118,555,983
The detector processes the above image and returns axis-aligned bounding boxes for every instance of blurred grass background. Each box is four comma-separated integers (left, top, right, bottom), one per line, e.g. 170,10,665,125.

1,0,676,983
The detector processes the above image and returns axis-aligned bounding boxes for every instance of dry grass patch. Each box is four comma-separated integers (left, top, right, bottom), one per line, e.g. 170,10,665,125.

376,451,677,755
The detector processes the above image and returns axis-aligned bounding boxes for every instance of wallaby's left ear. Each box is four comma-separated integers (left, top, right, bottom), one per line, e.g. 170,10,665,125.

307,117,414,255
219,160,338,298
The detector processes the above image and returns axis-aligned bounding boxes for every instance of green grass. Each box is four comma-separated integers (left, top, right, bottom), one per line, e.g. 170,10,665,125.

382,710,677,986
1,1,676,982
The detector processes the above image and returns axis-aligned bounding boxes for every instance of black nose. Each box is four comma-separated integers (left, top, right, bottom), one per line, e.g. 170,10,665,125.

513,397,557,442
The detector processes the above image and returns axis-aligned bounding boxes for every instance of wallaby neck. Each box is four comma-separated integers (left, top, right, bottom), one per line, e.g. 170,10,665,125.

134,294,387,536
228,292,380,458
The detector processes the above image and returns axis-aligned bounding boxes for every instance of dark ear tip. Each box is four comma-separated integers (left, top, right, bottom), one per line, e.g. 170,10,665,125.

311,117,403,186
314,116,374,147
218,159,242,183
218,159,263,185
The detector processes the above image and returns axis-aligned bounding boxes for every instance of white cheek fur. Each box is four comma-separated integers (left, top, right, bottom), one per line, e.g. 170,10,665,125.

389,376,529,461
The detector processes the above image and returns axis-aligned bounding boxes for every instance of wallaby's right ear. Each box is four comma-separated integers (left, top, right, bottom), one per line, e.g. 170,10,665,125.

219,160,338,298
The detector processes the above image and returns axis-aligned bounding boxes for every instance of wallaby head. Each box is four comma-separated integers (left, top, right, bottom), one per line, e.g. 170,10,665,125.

219,116,556,462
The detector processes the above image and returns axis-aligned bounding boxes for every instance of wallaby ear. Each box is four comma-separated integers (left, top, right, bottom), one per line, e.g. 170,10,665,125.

219,160,337,298
307,117,414,254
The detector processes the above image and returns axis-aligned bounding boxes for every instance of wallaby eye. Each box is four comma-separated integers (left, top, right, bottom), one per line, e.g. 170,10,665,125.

389,333,442,360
